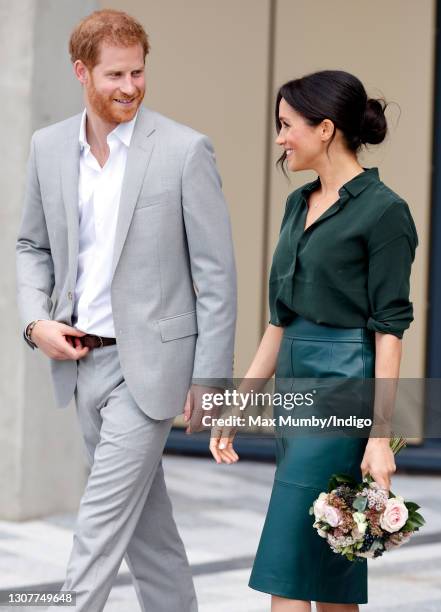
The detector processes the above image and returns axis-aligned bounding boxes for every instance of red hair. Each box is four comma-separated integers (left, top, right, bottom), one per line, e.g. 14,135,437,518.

69,9,150,68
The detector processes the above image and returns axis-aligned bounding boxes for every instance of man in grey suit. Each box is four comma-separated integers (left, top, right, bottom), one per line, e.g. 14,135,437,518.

16,9,236,612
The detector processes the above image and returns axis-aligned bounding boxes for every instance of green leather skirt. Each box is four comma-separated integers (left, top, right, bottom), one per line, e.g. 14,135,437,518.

248,315,375,604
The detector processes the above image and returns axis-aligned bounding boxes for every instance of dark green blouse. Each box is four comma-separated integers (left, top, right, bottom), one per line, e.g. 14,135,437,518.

269,167,418,339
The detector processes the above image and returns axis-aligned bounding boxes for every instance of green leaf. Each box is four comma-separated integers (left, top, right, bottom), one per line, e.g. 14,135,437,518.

352,496,368,512
371,539,384,551
403,519,421,531
404,501,420,512
328,473,358,492
411,513,426,526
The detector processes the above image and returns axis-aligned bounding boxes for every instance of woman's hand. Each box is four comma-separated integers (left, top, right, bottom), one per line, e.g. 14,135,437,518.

361,438,396,491
362,333,401,491
209,427,239,464
208,324,284,465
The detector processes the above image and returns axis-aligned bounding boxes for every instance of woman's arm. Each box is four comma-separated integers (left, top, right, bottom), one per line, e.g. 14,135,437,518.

240,323,284,392
210,323,284,463
360,332,402,490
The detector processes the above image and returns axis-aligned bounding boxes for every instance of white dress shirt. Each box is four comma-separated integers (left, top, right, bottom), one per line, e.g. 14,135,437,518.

72,109,138,337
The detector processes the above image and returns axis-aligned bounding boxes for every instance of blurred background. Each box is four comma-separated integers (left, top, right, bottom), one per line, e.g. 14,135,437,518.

1,1,440,610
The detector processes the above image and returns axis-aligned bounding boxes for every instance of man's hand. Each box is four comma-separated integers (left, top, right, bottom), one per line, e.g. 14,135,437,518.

183,384,222,433
30,320,89,360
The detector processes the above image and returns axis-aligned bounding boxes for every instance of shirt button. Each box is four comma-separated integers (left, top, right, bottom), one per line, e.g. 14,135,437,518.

68,291,73,300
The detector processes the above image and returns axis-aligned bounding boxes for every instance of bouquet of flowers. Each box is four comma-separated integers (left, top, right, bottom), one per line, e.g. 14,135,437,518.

309,437,425,561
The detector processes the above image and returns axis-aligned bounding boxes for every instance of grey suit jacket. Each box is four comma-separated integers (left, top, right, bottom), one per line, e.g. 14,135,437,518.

16,105,237,419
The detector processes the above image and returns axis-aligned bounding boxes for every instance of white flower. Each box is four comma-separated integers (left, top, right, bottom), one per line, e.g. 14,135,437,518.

351,526,365,541
353,512,368,535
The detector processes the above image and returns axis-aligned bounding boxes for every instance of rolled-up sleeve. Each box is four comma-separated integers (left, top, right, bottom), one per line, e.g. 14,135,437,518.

269,286,284,327
366,200,418,338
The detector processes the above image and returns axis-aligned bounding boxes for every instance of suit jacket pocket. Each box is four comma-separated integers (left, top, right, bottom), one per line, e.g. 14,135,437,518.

157,310,198,342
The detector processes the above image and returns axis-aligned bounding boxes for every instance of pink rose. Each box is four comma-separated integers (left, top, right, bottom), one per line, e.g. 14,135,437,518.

323,504,342,527
380,497,408,533
313,493,328,520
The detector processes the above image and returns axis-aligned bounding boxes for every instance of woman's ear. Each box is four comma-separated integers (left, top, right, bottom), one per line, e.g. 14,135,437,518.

320,119,335,143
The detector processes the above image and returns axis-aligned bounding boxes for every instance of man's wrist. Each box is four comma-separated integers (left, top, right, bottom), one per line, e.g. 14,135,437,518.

25,319,45,347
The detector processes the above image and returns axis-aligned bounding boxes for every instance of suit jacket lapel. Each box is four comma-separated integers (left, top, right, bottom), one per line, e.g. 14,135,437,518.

61,116,81,291
111,105,156,279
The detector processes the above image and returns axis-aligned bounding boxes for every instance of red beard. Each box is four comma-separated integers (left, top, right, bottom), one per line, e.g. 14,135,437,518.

87,75,144,123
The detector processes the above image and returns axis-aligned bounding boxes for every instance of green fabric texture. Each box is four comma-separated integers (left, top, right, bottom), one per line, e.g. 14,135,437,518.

248,315,376,604
268,168,418,338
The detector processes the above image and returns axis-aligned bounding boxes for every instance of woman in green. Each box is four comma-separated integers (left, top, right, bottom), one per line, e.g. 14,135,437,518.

210,70,418,611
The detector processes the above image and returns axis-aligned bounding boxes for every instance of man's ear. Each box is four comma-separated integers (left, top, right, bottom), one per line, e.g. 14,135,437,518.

73,60,89,85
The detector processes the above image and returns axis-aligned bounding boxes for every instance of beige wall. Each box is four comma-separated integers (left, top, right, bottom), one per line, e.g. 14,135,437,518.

101,0,434,380
269,0,435,380
102,0,273,375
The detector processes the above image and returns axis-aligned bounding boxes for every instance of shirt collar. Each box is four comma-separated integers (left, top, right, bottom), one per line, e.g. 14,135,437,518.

78,109,88,150
300,167,380,201
342,167,380,197
78,108,138,150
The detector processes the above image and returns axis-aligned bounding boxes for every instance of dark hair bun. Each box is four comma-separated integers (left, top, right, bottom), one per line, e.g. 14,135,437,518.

275,71,389,157
360,98,387,145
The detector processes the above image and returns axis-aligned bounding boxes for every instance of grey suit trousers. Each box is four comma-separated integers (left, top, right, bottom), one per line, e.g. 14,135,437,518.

59,344,197,612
